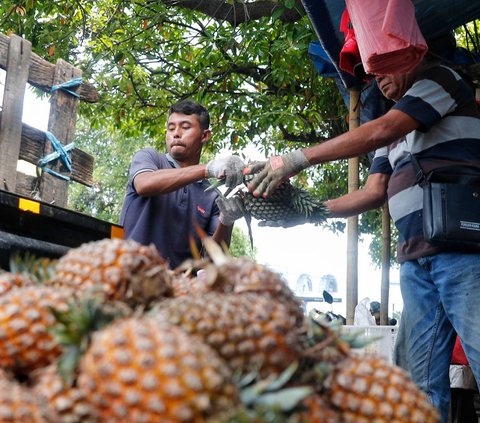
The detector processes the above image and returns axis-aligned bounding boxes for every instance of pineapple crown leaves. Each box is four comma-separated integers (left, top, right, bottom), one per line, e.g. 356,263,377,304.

48,296,132,385
237,362,313,414
8,251,57,284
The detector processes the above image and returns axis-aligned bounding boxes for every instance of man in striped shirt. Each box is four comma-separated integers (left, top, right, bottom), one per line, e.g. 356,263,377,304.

247,55,480,421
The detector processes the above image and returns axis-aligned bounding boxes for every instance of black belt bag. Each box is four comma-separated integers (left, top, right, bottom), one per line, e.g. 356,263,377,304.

411,155,480,247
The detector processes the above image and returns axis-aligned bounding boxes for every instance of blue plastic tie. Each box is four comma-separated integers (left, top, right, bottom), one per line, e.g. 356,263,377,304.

51,77,83,98
37,131,74,181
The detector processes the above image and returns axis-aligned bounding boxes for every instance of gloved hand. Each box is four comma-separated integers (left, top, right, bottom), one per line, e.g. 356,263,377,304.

206,155,245,189
216,196,246,226
245,150,310,197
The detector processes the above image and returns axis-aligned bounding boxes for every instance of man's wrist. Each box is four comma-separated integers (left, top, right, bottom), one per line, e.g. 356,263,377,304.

289,149,310,171
219,213,234,226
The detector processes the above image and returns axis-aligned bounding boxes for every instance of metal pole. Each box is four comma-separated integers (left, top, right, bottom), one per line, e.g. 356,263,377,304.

346,88,361,325
380,203,391,325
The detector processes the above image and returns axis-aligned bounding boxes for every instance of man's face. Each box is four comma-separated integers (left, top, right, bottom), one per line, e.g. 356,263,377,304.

375,72,414,101
166,112,210,161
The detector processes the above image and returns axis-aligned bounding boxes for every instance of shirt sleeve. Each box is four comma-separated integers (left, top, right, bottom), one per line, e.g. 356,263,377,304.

129,148,160,180
206,193,221,236
393,66,458,132
369,147,393,175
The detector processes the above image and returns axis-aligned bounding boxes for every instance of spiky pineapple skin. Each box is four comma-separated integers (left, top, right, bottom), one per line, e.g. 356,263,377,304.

0,272,35,296
51,238,172,306
0,369,44,422
155,291,303,378
203,257,305,327
31,363,97,423
324,354,440,423
240,180,328,225
0,285,73,375
78,315,238,422
297,393,342,423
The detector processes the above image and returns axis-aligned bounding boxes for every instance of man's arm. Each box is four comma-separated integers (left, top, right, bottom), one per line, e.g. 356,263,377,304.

134,165,206,196
304,109,419,165
325,172,390,218
246,109,418,197
134,155,246,196
210,195,246,247
211,222,234,248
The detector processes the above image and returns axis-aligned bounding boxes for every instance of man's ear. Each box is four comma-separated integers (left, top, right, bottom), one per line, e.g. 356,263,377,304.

201,128,211,145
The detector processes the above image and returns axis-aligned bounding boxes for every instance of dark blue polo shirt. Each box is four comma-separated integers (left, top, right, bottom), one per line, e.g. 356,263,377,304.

119,148,220,268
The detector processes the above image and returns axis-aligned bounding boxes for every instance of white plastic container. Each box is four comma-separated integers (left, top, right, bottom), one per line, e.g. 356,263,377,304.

341,325,398,364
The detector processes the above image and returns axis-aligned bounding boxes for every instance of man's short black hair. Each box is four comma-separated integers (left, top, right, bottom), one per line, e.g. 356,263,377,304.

168,100,210,130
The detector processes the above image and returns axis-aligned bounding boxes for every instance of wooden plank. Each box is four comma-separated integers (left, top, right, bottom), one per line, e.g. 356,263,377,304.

0,33,98,103
0,111,94,187
14,173,38,198
0,35,31,193
38,59,82,206
20,123,93,186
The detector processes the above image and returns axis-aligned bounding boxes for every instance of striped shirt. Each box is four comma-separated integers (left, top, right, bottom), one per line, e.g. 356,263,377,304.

369,65,480,262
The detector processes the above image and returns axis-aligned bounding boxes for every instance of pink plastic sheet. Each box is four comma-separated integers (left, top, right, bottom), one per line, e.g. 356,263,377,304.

345,0,428,75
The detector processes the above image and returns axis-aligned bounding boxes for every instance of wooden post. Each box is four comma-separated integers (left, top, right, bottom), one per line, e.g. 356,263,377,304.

346,88,360,325
380,203,391,325
38,59,81,207
0,35,31,192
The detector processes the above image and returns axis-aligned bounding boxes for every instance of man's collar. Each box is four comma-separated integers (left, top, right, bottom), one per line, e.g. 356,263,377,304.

165,153,181,169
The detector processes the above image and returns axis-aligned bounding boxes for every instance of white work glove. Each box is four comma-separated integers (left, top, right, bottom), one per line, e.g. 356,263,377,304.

216,196,246,226
205,155,245,189
245,150,310,197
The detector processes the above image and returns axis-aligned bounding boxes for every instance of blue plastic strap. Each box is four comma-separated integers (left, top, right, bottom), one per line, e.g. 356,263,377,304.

37,132,74,181
42,131,73,171
51,77,83,98
40,166,71,181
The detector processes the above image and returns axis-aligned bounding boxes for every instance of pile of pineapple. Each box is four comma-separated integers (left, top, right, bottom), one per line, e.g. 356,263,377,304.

0,237,440,422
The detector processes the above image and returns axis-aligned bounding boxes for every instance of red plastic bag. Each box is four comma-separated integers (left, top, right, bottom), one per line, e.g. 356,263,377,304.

339,9,372,81
451,336,469,366
345,0,428,75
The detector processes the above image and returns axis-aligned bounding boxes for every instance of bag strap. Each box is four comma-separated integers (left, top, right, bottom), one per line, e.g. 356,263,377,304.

411,153,480,185
410,154,426,185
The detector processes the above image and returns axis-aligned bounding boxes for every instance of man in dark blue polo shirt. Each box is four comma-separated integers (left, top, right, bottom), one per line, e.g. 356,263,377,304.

120,100,245,269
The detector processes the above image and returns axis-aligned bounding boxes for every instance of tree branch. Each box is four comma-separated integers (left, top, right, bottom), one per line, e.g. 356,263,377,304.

160,0,305,26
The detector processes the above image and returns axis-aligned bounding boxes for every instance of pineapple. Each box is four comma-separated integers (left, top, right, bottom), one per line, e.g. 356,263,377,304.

170,271,210,298
51,238,172,307
32,364,96,423
240,179,329,226
31,297,133,423
77,314,239,422
324,354,440,422
0,285,74,375
208,176,329,227
154,291,303,378
198,238,305,327
0,369,43,422
0,251,55,296
296,393,342,423
0,271,35,296
299,318,440,423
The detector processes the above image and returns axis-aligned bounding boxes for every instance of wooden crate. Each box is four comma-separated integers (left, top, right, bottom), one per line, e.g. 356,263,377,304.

0,32,97,207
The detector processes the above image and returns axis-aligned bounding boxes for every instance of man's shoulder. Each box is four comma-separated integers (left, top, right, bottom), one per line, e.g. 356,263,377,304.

132,148,169,168
417,64,459,85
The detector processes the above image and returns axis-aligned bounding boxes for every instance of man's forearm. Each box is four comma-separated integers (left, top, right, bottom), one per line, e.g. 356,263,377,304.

134,164,207,196
211,222,234,249
324,173,389,218
303,110,419,166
